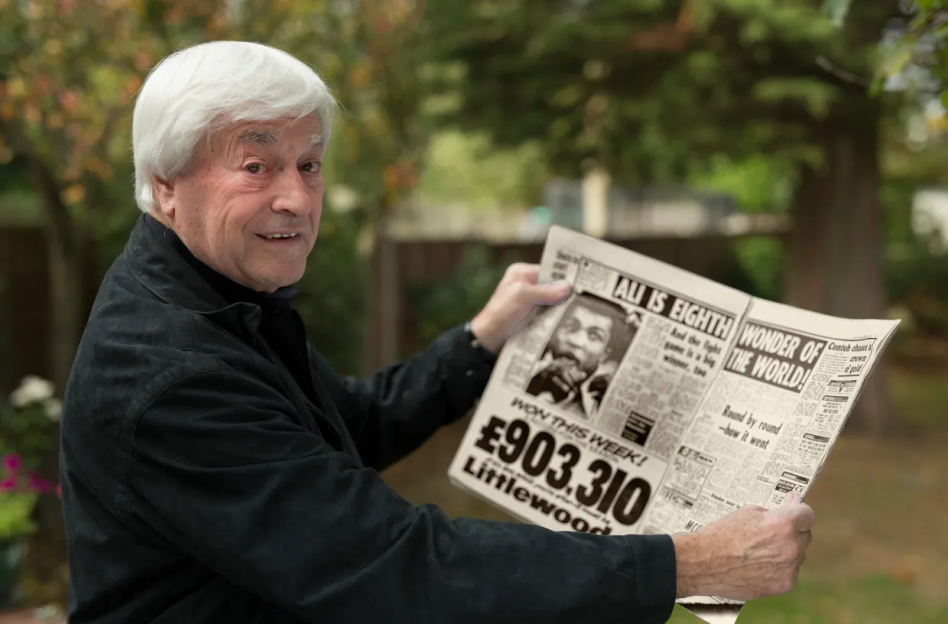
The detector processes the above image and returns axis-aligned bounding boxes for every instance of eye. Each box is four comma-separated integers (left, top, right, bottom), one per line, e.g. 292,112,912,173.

245,162,265,174
301,161,322,174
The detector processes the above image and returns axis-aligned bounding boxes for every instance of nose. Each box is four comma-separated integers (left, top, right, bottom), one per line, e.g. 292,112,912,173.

270,168,312,216
565,329,584,349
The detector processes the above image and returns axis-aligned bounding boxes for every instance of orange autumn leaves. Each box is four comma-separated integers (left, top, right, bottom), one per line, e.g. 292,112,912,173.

0,0,231,207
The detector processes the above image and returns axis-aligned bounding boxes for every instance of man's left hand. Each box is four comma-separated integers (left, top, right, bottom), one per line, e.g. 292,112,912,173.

470,263,571,354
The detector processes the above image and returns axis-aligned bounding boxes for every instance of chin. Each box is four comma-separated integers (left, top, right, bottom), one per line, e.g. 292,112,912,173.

277,266,307,288
250,267,306,292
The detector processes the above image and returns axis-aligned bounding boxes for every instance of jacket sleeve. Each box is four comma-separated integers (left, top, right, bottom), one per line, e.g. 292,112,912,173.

127,362,677,624
310,324,496,471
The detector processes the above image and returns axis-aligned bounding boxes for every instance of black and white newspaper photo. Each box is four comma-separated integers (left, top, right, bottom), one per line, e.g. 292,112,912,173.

524,291,640,421
448,226,901,624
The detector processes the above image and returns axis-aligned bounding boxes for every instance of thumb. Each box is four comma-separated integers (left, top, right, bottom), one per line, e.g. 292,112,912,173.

781,491,800,507
526,280,571,305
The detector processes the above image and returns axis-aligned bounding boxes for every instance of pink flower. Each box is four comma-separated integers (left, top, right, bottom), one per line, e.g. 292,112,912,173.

28,473,52,494
2,454,22,472
0,477,15,492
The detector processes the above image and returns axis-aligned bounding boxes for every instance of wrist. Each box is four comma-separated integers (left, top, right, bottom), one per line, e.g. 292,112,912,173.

468,315,503,354
672,532,725,599
464,321,499,362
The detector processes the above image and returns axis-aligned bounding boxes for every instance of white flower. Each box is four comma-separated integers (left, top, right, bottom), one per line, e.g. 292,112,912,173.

10,376,55,408
43,398,62,422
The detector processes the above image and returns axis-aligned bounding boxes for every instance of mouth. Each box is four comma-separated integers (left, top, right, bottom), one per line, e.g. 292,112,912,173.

256,233,301,243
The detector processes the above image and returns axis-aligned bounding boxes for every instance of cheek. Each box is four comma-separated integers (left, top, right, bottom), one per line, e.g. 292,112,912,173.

312,184,325,215
588,343,607,358
581,340,601,355
219,195,261,236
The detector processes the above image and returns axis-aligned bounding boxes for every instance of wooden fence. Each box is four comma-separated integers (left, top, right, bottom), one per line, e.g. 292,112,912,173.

0,227,97,395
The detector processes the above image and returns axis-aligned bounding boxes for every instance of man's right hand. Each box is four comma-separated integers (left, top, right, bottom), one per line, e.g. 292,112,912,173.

671,492,815,601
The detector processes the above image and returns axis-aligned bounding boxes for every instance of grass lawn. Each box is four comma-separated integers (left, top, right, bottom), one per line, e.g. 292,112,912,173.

386,366,948,623
668,575,948,623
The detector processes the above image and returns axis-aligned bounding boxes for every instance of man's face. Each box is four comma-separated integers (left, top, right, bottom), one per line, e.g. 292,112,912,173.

549,305,614,379
154,115,325,292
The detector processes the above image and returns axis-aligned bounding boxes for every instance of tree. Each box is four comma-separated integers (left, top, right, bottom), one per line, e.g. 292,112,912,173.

423,0,903,432
862,0,948,99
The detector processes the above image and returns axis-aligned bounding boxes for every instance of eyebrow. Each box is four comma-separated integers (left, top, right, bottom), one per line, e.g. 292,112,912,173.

239,130,278,145
238,129,326,147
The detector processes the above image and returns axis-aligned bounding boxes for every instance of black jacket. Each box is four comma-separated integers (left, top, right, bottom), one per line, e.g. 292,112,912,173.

59,215,676,623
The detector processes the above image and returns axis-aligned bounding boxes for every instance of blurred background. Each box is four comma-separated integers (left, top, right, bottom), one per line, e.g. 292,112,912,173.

1,0,947,622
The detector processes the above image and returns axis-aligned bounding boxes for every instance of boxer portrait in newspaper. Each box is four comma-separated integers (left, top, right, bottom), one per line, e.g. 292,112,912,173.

525,292,639,418
59,40,816,624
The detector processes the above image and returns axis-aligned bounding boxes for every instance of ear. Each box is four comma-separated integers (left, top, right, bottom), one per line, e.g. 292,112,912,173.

152,175,176,221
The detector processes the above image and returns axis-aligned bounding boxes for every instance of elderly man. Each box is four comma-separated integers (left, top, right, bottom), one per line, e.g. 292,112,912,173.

60,41,814,624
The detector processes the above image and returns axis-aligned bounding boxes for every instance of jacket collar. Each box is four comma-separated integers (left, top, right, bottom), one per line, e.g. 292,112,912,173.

124,214,274,336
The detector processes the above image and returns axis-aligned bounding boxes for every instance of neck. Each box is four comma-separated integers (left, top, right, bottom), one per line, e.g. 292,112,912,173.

147,209,173,229
142,212,297,304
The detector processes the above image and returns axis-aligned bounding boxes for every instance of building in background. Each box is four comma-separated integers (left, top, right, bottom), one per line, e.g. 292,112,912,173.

518,178,779,241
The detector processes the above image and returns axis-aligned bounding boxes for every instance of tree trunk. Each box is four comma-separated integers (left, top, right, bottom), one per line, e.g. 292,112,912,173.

784,101,892,434
27,159,84,606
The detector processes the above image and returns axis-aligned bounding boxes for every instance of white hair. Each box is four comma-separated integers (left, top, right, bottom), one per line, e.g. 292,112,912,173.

132,41,337,213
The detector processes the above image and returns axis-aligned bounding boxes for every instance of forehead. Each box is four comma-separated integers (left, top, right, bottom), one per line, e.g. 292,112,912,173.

567,305,614,329
216,116,325,152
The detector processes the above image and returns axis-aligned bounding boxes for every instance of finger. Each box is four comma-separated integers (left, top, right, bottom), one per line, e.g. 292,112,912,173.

789,503,815,532
508,263,540,282
793,543,807,569
741,504,768,513
521,280,571,305
797,530,813,550
781,491,799,507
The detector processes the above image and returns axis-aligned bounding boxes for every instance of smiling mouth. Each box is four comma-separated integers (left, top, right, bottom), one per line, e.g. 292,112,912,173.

257,233,299,240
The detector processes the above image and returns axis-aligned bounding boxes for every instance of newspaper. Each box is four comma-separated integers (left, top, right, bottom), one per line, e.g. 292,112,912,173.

448,226,900,624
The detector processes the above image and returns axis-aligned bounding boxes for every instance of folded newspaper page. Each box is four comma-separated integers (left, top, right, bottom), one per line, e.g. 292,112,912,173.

448,225,900,624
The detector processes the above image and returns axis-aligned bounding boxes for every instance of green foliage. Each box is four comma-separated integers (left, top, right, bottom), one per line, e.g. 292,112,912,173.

0,190,41,227
0,158,32,195
687,154,791,302
822,0,854,27
415,131,549,208
0,379,59,542
408,246,504,345
293,208,367,376
0,410,51,474
0,492,38,541
887,233,948,333
0,389,58,473
734,237,785,302
878,125,948,330
688,153,795,213
422,0,889,183
870,0,948,97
